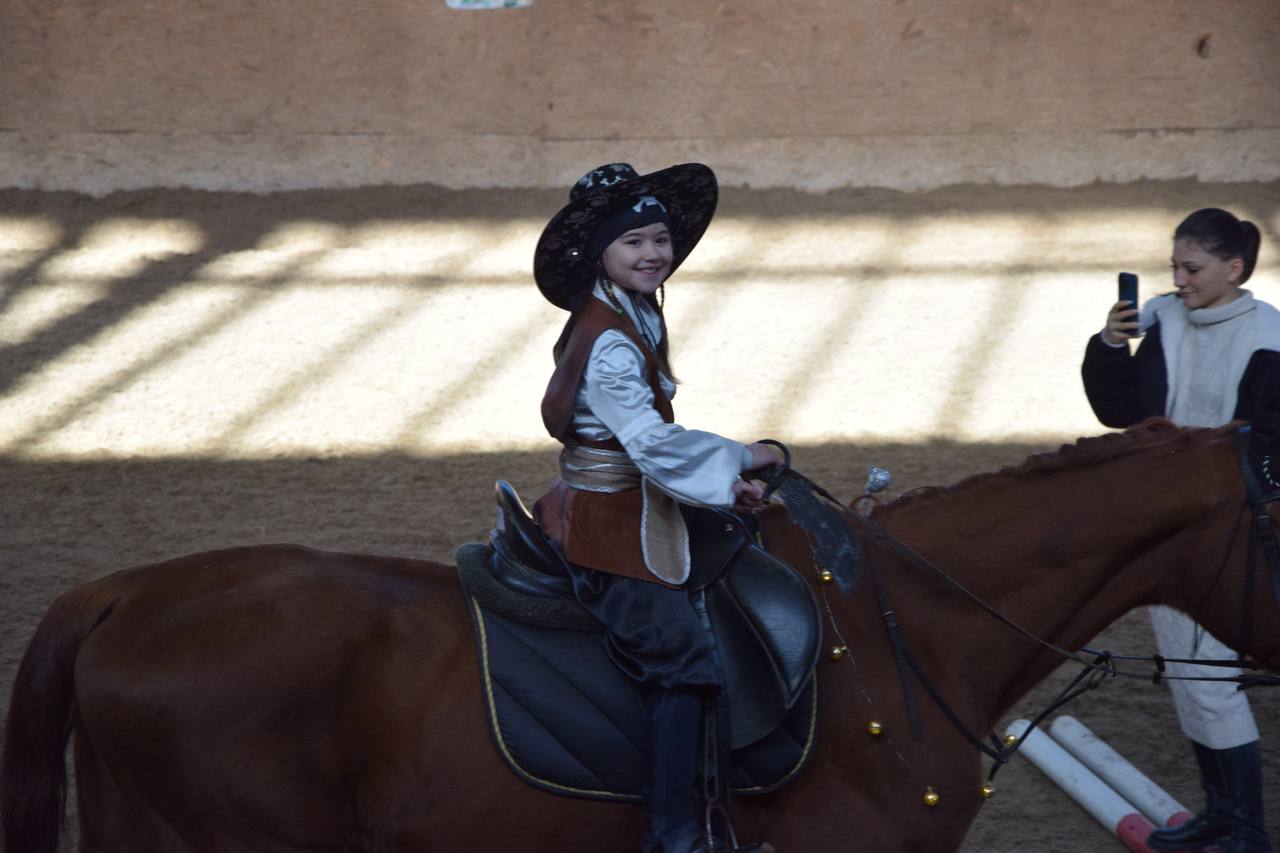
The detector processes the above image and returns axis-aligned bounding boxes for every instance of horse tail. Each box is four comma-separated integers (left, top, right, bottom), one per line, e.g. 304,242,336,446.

1,583,117,853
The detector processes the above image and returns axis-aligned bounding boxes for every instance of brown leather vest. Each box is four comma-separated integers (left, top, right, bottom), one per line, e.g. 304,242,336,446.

534,296,677,584
541,297,673,445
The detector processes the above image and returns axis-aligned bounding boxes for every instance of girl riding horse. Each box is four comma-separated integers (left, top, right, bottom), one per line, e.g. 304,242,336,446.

530,162,780,853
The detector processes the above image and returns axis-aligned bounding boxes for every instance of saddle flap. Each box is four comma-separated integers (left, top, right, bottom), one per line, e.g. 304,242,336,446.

724,547,822,702
706,544,822,750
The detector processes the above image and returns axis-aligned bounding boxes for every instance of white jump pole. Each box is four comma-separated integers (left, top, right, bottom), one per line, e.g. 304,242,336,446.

1050,715,1194,829
1006,719,1156,852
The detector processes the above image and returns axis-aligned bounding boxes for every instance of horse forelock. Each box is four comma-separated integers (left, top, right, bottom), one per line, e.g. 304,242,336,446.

882,418,1237,512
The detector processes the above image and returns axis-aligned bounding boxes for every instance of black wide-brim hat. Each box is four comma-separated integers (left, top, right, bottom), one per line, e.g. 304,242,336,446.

534,162,718,310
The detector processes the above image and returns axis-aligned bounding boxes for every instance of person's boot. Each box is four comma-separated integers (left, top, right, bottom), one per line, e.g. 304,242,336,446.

643,690,704,853
641,691,777,853
1218,741,1272,853
1147,740,1233,852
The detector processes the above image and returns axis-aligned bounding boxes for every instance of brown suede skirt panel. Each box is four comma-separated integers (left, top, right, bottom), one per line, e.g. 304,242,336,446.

533,479,680,588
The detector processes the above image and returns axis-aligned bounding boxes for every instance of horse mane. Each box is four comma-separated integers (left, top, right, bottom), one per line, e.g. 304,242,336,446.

883,418,1236,511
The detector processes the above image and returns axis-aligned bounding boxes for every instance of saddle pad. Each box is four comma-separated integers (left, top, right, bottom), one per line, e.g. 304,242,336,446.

468,596,817,802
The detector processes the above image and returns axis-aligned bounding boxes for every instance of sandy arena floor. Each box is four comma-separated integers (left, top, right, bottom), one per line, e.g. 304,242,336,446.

2,179,1278,851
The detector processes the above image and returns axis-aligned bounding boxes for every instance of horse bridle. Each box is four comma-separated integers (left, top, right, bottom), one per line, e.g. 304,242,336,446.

756,435,1280,786
1234,427,1280,630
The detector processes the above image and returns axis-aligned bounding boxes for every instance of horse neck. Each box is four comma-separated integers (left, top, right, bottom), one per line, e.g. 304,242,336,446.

857,431,1250,731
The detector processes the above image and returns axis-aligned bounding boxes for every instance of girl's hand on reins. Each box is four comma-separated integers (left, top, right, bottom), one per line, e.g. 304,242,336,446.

744,441,786,472
1102,300,1140,345
732,479,766,512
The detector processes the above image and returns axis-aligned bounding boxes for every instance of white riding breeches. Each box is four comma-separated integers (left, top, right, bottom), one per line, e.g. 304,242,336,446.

1149,605,1259,749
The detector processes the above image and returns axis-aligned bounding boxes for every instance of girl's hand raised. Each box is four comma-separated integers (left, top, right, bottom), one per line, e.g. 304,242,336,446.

1102,300,1140,345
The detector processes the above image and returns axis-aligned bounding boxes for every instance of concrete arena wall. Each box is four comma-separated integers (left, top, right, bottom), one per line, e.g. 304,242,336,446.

1,0,1278,195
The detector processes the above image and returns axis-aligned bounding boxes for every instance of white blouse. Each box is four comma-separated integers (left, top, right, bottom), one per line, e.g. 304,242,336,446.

570,282,751,508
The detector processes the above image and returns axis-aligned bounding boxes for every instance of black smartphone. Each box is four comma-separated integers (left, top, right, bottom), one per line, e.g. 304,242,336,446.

1118,272,1139,312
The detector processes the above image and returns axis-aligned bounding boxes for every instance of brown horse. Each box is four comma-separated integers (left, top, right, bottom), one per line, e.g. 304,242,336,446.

4,419,1280,853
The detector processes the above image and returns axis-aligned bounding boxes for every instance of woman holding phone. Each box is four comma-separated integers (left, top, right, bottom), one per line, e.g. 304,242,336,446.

1081,207,1274,853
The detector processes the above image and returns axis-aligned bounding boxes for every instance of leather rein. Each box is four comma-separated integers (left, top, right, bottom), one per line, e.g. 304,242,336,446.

757,434,1280,783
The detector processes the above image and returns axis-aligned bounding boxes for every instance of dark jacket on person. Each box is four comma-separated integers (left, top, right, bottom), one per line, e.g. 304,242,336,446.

1082,320,1280,454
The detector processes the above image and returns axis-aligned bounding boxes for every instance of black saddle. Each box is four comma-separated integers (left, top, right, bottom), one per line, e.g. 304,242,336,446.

468,480,822,750
457,541,819,802
488,480,574,599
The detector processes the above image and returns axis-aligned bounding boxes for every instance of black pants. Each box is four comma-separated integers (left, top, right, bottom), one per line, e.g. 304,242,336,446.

563,562,722,696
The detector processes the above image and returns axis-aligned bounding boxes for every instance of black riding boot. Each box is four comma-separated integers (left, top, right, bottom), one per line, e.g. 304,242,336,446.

1147,740,1272,853
643,690,704,853
641,692,777,853
1148,741,1232,852
1219,741,1273,853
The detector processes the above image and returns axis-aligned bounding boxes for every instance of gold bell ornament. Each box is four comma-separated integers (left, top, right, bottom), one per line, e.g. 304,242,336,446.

819,570,834,583
866,720,883,736
981,783,996,799
922,787,940,807
1003,734,1018,747
828,645,848,661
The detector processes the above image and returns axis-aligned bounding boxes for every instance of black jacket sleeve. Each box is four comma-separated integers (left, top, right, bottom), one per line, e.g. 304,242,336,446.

1081,327,1166,428
1235,349,1280,455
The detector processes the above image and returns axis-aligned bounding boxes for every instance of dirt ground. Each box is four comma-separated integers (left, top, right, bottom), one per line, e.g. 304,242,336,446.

2,179,1279,851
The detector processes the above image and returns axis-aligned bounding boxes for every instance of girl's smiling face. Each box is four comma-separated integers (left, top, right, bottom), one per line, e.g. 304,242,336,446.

1171,237,1245,310
602,222,673,295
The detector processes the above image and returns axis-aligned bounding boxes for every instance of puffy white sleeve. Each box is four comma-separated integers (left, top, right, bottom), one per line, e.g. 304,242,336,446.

583,330,751,508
